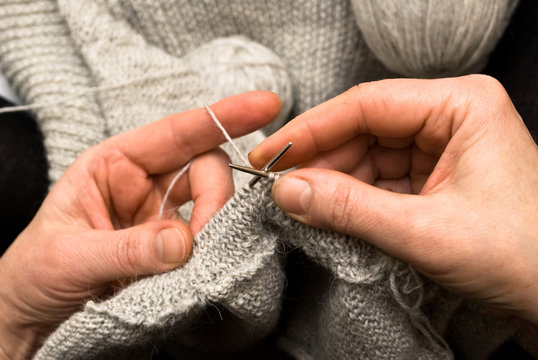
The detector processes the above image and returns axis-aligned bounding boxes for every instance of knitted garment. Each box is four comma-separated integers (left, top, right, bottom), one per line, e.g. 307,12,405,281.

0,0,391,182
34,181,518,359
0,1,524,359
0,0,515,182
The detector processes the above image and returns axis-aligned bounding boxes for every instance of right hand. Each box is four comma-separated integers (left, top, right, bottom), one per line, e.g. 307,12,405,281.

250,76,538,341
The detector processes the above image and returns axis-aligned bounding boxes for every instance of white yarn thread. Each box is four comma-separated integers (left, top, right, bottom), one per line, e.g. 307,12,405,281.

388,264,451,357
157,161,192,221
158,105,253,221
204,105,250,166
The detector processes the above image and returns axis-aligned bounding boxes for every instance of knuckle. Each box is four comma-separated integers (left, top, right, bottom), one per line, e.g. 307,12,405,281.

114,231,143,275
167,115,197,162
88,145,127,179
329,184,359,235
466,73,500,87
465,75,509,101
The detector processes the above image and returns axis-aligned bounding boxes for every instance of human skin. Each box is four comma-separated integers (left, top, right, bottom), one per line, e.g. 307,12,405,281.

250,75,538,348
0,91,282,359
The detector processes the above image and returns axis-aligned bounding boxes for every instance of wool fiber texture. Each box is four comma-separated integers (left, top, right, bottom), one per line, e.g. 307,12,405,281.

0,0,524,358
0,0,517,181
351,0,518,77
0,0,295,182
0,0,516,181
34,182,520,360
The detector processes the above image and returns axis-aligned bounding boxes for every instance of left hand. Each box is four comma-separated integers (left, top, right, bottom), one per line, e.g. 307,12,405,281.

0,91,282,359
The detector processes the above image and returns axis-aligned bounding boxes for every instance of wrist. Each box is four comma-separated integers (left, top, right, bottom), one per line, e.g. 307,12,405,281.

0,260,40,359
514,317,538,354
0,314,39,360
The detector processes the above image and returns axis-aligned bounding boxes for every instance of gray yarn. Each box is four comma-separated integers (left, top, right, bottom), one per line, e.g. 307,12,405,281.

0,1,294,181
351,0,519,77
34,181,517,359
0,1,522,358
0,1,516,180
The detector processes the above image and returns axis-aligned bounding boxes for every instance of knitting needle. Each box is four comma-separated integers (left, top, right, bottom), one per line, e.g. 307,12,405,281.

248,142,292,187
228,164,271,178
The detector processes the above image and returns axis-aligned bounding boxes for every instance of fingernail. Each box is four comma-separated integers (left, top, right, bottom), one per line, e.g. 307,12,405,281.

273,177,311,215
155,228,186,264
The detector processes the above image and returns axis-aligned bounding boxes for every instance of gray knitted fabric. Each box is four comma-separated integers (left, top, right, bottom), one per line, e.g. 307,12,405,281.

34,181,517,359
0,0,391,182
0,1,523,358
0,0,515,182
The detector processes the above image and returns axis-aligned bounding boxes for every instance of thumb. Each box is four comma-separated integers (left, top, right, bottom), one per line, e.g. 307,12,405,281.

78,221,193,283
272,169,434,264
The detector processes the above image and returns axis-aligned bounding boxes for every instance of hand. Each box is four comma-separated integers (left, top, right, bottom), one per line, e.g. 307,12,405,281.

0,91,282,359
250,76,538,337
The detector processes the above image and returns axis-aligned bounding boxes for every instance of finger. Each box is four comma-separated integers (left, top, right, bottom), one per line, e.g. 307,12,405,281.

152,148,235,226
156,167,193,220
373,178,412,194
114,91,282,175
188,148,235,234
348,144,438,194
410,146,439,194
298,135,371,173
74,220,193,282
106,165,191,227
346,145,411,187
250,76,484,170
365,145,411,179
271,168,440,267
301,140,412,187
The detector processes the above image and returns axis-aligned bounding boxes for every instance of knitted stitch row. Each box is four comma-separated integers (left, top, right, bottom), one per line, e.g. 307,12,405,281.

34,181,518,359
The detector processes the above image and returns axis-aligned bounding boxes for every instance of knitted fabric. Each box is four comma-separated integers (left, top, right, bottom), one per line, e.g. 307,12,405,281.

0,0,299,181
0,1,524,358
34,181,518,359
0,0,516,182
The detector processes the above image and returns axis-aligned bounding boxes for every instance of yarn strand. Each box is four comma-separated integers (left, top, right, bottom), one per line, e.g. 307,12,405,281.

157,161,192,221
204,105,250,166
158,105,250,220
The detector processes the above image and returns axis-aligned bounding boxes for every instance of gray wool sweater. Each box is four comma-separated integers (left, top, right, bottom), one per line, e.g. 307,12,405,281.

0,0,390,182
0,0,529,359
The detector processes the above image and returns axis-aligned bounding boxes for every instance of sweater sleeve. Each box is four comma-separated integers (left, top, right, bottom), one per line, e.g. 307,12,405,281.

0,0,107,182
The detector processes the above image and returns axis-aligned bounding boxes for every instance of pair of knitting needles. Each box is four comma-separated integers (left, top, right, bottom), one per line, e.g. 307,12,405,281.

229,142,292,187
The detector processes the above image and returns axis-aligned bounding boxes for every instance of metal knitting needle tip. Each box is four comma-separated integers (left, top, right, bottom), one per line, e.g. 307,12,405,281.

229,164,270,178
262,142,292,171
248,142,292,187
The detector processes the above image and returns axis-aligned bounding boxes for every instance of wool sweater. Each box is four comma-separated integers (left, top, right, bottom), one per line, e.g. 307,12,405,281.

0,0,391,182
0,0,531,359
0,0,517,182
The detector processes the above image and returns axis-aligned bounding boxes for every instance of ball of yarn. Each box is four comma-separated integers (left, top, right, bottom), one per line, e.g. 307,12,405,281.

184,36,293,134
351,0,519,77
